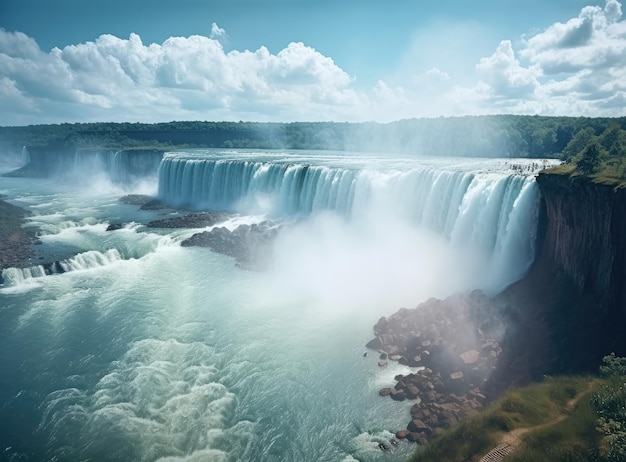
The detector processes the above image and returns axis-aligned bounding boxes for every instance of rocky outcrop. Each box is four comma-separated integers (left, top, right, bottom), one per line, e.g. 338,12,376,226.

181,222,280,270
0,199,37,274
367,291,505,441
147,212,231,229
370,172,626,442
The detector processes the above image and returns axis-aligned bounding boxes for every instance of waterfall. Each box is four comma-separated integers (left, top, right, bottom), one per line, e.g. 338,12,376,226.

70,149,164,182
158,151,553,291
21,146,31,166
8,147,163,183
1,249,124,287
158,156,359,214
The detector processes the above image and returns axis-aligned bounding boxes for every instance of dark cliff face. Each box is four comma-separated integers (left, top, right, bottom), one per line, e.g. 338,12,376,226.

539,173,625,299
487,173,626,392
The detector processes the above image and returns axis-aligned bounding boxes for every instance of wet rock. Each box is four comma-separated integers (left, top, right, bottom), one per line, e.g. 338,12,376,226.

147,211,231,229
406,432,429,445
366,291,505,443
379,388,393,397
106,223,123,231
119,194,153,206
407,419,430,434
395,430,409,439
365,337,383,350
460,350,480,365
181,222,280,270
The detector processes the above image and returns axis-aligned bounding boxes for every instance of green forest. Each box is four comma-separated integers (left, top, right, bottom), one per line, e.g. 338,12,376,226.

549,122,626,187
2,115,626,184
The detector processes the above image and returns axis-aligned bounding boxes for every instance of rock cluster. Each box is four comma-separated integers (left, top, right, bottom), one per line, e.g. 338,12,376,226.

0,199,38,282
181,222,280,270
146,211,231,229
368,291,504,443
119,194,167,210
116,195,282,270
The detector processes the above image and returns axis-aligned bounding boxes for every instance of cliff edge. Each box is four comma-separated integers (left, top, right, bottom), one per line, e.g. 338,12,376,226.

487,172,626,392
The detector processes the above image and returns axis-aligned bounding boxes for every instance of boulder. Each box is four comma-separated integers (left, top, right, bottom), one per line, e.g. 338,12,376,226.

365,337,383,350
395,429,409,439
407,419,429,433
379,388,393,397
459,350,480,364
405,384,420,399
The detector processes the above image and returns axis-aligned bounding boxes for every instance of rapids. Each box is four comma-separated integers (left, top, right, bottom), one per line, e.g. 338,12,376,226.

0,149,558,461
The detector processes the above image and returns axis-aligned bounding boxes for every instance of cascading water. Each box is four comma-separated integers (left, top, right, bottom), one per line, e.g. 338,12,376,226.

21,146,31,166
0,149,559,462
158,151,550,292
9,147,163,185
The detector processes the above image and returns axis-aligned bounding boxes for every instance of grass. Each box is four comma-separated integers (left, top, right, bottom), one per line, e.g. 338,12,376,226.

543,161,626,189
545,163,577,176
506,388,600,462
408,376,598,462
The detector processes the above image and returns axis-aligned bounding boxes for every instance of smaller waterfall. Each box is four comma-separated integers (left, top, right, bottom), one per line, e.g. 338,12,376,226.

1,249,124,287
21,146,31,166
7,147,163,185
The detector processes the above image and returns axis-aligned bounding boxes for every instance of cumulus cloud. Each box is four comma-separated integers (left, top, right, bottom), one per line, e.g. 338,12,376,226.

0,28,366,124
521,0,626,74
476,41,539,97
1,1,626,125
210,22,226,41
460,0,626,115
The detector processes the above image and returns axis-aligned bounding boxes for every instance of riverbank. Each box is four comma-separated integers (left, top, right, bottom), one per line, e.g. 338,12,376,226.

367,291,508,443
0,197,38,272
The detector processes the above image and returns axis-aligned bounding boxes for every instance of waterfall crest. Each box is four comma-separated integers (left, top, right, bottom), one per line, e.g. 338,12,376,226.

158,151,553,291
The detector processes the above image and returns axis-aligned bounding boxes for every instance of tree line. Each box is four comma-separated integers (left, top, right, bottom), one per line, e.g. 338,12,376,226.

1,115,625,161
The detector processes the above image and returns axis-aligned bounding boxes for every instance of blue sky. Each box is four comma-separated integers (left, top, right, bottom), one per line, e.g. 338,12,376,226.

0,0,624,125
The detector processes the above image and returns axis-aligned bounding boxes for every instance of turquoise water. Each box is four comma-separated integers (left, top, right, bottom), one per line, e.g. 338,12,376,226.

0,151,556,461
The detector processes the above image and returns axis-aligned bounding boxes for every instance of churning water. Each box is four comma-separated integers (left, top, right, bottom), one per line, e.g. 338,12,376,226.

0,149,557,461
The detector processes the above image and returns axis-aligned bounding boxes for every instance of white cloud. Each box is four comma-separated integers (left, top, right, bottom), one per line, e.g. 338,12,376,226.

0,29,369,124
605,0,623,21
521,0,626,74
476,40,540,97
210,23,226,41
1,2,626,125
425,68,450,81
455,0,626,116
0,29,42,59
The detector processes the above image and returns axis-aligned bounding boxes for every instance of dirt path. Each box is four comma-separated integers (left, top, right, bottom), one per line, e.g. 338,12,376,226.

478,383,594,462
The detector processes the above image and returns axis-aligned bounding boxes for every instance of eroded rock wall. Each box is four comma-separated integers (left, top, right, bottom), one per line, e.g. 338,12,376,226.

489,173,626,392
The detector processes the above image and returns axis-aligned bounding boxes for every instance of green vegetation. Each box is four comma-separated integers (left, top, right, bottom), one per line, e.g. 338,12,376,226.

546,123,626,188
409,355,626,462
504,394,599,462
409,376,595,462
2,115,626,159
592,354,626,461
